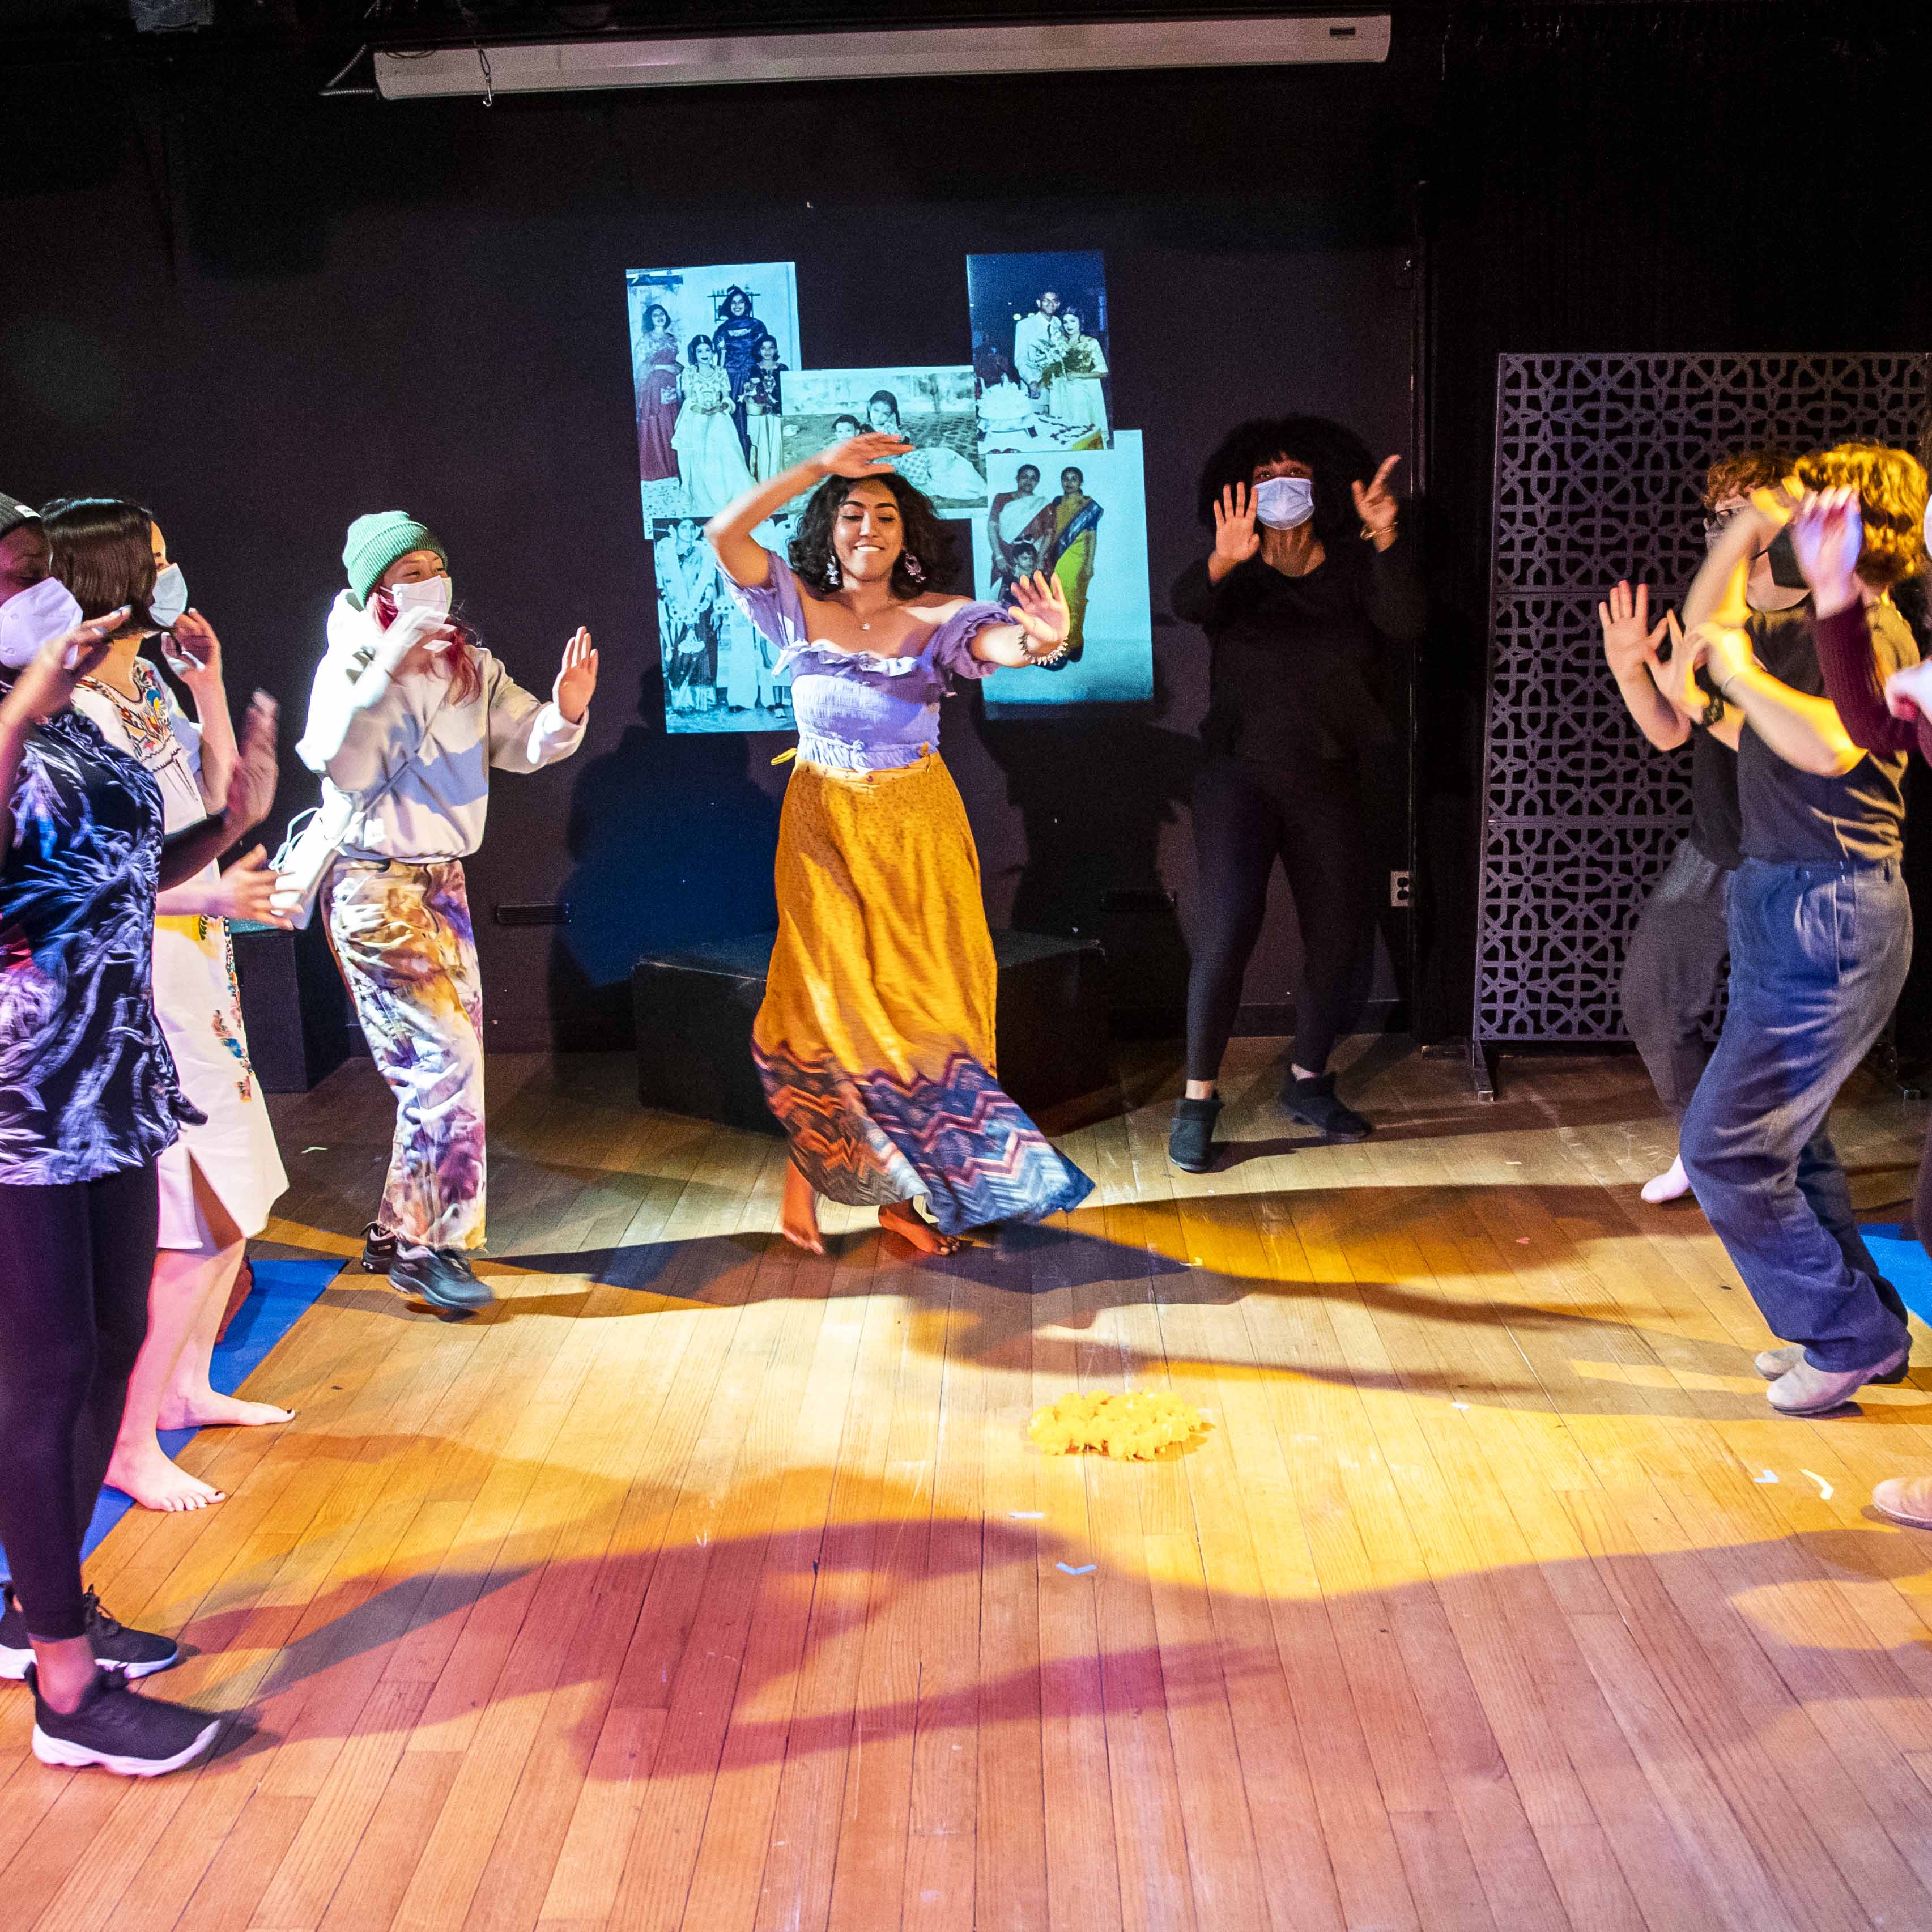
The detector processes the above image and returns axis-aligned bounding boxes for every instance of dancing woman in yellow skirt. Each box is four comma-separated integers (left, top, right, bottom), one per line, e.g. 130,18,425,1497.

707,432,1093,1255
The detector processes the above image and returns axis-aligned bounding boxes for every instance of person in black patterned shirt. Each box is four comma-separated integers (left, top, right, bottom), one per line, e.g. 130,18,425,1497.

0,491,278,1777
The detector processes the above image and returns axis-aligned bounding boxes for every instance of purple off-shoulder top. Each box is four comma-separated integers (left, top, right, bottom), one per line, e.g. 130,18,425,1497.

730,552,1009,772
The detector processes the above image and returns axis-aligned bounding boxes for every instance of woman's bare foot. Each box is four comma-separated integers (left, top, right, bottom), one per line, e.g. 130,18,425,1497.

780,1161,827,1256
879,1200,967,1257
157,1391,293,1430
105,1441,225,1513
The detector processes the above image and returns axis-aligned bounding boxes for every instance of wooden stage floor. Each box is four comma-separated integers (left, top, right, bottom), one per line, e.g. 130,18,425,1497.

9,1037,1932,1932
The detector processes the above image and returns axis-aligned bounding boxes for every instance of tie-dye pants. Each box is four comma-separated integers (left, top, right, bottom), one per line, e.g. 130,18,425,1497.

325,858,488,1252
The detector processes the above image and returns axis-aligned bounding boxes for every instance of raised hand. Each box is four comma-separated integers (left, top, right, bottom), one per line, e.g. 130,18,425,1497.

1598,580,1669,680
0,608,129,727
211,846,293,928
161,609,224,687
1352,455,1402,545
221,692,279,837
1212,483,1260,568
1884,658,1932,722
1789,484,1864,615
1009,571,1071,658
554,626,598,723
816,433,910,479
1646,610,1703,720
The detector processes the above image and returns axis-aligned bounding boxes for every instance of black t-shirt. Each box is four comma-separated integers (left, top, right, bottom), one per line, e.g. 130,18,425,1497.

1736,603,1918,863
1688,729,1743,872
1171,536,1427,768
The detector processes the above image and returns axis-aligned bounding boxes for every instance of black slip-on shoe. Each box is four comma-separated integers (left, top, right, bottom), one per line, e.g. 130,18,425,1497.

3,1584,180,1682
1168,1097,1223,1174
1282,1072,1372,1142
27,1663,220,1777
360,1223,399,1274
389,1248,495,1317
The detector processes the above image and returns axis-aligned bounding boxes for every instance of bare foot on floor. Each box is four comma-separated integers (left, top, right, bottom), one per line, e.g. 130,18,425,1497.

105,1443,225,1513
879,1201,967,1257
780,1162,827,1256
157,1393,293,1429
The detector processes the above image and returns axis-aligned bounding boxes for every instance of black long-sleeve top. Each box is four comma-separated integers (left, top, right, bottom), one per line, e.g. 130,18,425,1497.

1171,535,1427,767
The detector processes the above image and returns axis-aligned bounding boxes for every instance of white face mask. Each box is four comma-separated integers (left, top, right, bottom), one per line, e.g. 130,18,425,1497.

147,561,188,631
0,575,84,669
389,573,452,617
1253,475,1315,529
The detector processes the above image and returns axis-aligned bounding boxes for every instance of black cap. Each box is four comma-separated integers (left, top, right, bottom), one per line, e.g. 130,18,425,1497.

0,493,40,543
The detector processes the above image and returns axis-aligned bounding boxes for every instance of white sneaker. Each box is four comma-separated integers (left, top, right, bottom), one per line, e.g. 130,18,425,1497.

1641,1156,1692,1205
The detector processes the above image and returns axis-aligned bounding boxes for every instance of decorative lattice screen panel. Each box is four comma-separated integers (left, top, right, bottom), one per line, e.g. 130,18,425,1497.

1473,352,1930,1061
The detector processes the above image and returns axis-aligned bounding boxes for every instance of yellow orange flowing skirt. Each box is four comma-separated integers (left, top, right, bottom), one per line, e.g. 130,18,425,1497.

752,755,1093,1233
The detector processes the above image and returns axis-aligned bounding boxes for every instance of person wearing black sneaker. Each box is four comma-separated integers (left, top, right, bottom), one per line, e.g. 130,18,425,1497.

1167,419,1423,1172
0,493,275,1771
292,513,598,1318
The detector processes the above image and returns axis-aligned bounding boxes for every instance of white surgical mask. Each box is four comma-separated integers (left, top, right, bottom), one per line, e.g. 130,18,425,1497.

1253,476,1315,529
390,573,452,618
0,576,84,669
147,561,188,631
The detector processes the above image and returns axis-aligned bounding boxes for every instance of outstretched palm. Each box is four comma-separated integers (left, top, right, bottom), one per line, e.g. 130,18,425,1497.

1010,571,1071,656
1212,484,1260,567
554,627,598,723
819,433,910,479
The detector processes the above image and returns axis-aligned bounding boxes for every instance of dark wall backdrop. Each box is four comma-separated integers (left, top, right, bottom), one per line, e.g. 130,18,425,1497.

1,52,1426,1052
8,1,1932,1056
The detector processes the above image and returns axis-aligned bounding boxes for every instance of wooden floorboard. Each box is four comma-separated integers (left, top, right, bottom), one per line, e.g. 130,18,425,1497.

9,1038,1932,1931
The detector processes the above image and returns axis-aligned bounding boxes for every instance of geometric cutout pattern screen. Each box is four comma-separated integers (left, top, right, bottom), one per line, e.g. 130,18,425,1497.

1474,351,1930,1043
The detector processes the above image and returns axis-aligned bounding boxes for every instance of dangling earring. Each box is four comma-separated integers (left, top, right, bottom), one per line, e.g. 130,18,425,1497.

904,553,925,584
825,556,841,588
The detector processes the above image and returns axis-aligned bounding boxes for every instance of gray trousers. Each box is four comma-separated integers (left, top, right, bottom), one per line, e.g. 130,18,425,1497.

1622,837,1729,1118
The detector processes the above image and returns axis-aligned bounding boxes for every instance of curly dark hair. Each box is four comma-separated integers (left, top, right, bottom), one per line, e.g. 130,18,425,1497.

1195,415,1377,546
789,473,952,598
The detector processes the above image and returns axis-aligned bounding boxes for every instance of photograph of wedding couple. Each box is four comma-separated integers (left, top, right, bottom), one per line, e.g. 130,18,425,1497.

966,249,1113,458
777,366,986,510
972,431,1151,710
627,261,802,522
650,512,802,734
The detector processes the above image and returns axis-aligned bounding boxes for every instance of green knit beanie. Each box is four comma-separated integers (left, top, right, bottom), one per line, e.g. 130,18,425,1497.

342,511,447,608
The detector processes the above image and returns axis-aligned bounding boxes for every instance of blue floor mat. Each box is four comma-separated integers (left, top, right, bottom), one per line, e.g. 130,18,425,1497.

76,1256,344,1557
0,1258,344,1581
1860,1224,1932,1331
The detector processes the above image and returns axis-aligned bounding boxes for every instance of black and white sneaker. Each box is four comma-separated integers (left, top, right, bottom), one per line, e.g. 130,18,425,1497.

1282,1071,1373,1142
360,1223,399,1273
27,1663,220,1777
2,1582,180,1681
389,1246,495,1317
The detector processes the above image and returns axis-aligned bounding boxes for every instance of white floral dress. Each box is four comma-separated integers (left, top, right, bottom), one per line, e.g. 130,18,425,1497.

73,664,287,1244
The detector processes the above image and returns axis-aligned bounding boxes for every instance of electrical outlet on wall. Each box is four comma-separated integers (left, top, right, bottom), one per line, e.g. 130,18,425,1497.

1390,870,1411,908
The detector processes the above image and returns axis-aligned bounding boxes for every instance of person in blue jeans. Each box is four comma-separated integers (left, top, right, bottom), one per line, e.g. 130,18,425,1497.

1657,443,1928,1416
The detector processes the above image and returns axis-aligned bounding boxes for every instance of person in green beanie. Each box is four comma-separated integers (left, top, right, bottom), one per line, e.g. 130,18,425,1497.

293,512,598,1316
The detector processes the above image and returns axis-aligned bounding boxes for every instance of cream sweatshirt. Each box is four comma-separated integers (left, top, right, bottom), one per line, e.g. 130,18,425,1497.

295,591,586,862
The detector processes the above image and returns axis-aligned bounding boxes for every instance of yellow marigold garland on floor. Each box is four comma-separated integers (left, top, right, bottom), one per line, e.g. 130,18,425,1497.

1027,1390,1209,1460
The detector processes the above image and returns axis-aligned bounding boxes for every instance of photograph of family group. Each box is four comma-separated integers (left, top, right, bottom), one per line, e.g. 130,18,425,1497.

777,366,986,510
973,432,1152,710
628,261,802,521
651,512,802,734
967,249,1114,457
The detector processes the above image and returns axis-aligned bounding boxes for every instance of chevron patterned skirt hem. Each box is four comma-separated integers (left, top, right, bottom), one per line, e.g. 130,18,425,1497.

751,755,1093,1233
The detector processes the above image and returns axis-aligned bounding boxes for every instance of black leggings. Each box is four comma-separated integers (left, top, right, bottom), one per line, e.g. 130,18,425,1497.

0,1162,158,1641
1186,756,1372,1083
